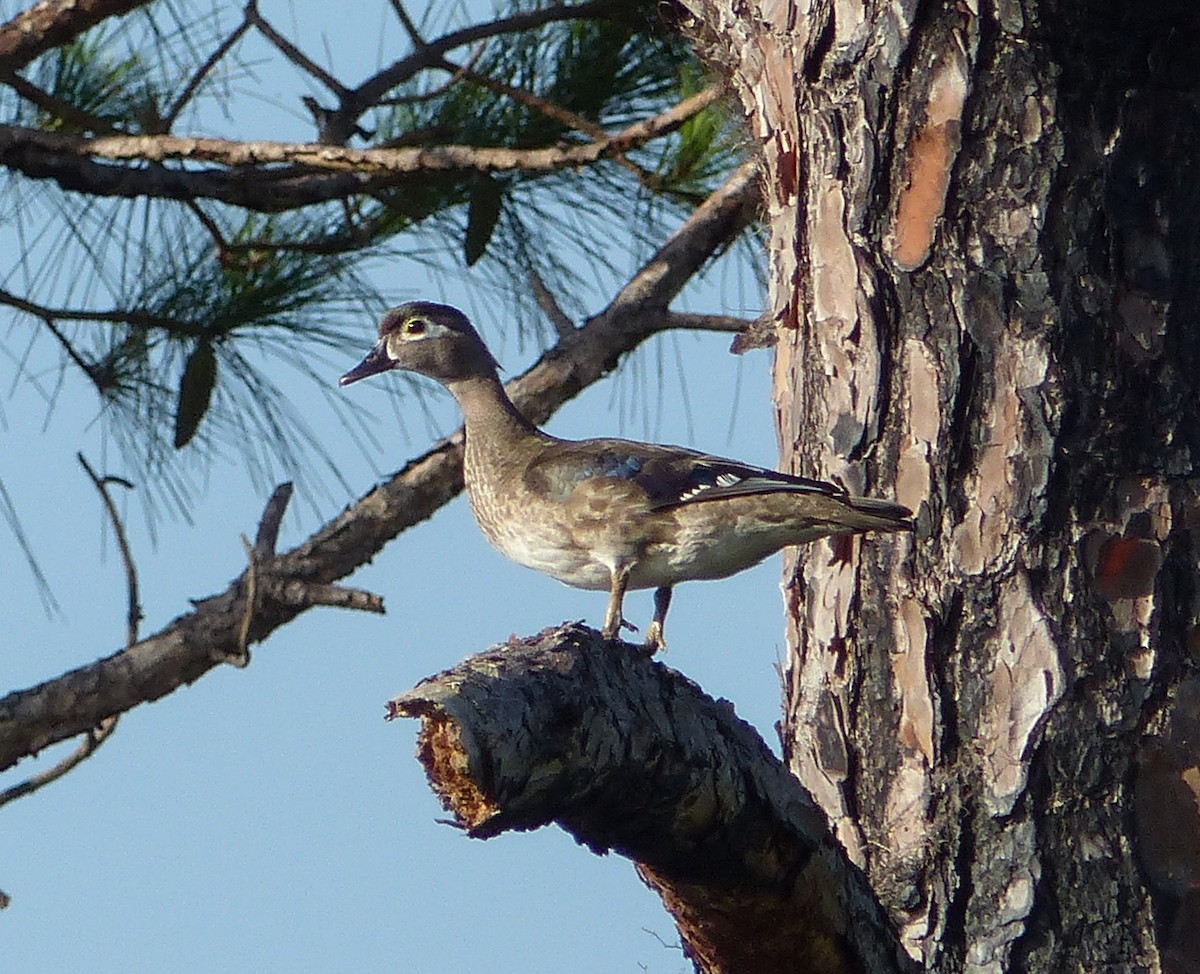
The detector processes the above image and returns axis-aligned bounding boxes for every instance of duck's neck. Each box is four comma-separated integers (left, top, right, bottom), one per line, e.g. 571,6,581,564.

447,373,541,448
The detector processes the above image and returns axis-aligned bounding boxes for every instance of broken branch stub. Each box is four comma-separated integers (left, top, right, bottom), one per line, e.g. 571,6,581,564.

389,624,914,974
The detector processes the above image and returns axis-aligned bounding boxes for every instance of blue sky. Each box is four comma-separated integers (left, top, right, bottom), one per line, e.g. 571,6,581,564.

0,2,792,970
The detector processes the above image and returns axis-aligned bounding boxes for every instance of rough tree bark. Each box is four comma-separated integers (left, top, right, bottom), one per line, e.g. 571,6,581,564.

674,0,1200,970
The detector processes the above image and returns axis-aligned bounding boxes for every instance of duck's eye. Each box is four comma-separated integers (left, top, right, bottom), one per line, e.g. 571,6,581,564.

405,317,429,336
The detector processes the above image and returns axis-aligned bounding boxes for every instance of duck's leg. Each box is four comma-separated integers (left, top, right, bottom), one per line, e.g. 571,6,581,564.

602,565,632,640
644,585,672,653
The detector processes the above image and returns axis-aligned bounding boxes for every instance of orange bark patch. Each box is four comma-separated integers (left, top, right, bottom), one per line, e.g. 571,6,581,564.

886,54,969,271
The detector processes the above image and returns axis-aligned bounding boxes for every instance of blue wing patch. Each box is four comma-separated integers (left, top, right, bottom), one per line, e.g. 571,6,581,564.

596,455,646,481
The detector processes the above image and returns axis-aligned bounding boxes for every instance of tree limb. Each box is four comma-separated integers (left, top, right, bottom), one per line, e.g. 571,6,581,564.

0,160,759,773
244,0,349,101
662,311,755,333
0,0,153,75
389,623,916,974
328,0,631,143
0,88,721,210
161,11,254,131
2,72,120,134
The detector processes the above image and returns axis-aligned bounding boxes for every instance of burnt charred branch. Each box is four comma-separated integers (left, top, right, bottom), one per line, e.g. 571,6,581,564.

390,623,916,974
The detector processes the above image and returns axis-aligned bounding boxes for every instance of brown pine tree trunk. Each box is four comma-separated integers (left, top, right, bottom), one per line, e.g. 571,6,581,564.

682,0,1200,968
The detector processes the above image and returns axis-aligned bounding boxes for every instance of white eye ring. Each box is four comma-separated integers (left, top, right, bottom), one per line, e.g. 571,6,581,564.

405,317,430,336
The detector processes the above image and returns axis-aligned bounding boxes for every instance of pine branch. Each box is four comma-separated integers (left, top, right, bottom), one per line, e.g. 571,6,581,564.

325,0,632,143
0,88,721,209
0,0,153,75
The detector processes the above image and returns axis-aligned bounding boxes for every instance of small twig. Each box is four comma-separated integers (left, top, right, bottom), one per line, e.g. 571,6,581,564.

0,455,139,812
0,717,118,809
234,534,257,668
271,580,385,613
254,482,293,557
186,200,229,252
444,56,607,139
1,72,118,133
245,0,349,99
640,927,685,952
27,315,98,389
662,311,754,334
376,47,481,107
162,13,253,130
301,96,374,143
440,55,676,189
528,268,575,337
234,481,296,665
388,0,426,49
77,453,141,646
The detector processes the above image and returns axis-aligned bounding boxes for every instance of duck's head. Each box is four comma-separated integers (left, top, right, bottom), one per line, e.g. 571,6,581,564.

339,302,500,387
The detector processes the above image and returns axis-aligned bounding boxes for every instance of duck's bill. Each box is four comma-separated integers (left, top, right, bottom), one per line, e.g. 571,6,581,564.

339,343,391,386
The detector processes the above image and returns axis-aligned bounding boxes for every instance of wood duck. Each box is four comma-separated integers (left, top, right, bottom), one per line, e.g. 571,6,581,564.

340,302,912,652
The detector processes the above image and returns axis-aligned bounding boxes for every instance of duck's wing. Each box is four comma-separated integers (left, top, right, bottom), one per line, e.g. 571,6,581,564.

524,438,891,511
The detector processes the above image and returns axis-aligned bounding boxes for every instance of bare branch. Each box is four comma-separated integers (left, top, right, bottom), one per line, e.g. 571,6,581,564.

375,46,485,107
0,451,139,811
0,286,210,337
2,72,119,133
234,534,256,668
325,0,629,143
254,481,294,557
270,581,384,612
389,623,916,974
528,267,575,338
162,12,254,131
2,87,720,171
0,716,117,809
0,161,759,773
662,311,754,333
0,134,366,209
77,453,141,647
233,481,302,666
0,88,721,208
387,0,425,49
244,0,349,101
0,0,153,75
